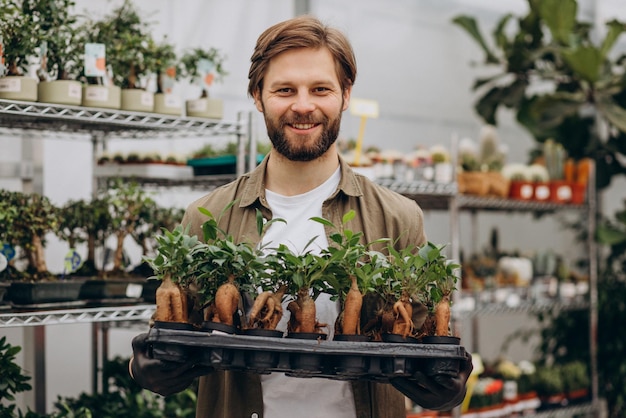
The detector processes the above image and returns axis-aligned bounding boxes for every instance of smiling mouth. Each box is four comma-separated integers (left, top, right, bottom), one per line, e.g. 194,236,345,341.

291,123,317,130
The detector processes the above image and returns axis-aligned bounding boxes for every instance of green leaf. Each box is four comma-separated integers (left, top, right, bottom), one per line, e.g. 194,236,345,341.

597,224,626,245
597,95,626,134
538,0,577,44
342,210,355,224
451,15,500,64
600,20,626,60
562,46,602,83
493,13,514,51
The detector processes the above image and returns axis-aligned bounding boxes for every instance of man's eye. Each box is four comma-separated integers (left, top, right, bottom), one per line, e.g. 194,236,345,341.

314,87,329,93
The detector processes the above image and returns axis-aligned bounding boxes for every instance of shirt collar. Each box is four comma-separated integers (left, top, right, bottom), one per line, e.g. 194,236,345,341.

238,152,364,209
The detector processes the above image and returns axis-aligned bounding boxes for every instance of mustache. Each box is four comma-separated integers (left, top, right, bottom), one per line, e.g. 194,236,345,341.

280,115,326,125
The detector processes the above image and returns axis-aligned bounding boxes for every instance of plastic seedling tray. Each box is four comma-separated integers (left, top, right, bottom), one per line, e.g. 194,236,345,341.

146,327,467,382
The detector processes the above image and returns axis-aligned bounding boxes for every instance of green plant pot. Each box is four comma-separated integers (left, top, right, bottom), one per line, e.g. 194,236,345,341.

82,85,121,109
185,97,223,119
0,76,38,101
153,93,182,116
121,89,154,113
38,80,82,106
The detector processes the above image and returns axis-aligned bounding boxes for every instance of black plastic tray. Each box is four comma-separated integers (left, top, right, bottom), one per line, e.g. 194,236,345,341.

146,327,466,382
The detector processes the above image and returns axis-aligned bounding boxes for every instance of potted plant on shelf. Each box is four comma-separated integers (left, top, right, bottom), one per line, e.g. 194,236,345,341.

32,0,84,106
180,47,227,119
0,189,83,305
149,37,182,116
0,0,39,101
86,0,155,112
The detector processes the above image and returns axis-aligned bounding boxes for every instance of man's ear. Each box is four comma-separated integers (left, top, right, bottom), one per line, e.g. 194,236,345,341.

253,90,264,113
342,86,352,112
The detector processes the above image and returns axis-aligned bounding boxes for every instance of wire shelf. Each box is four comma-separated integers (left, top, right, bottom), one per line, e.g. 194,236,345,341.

0,304,155,328
0,99,242,138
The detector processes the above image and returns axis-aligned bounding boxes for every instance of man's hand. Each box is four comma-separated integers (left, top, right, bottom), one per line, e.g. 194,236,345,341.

390,351,473,411
130,332,213,397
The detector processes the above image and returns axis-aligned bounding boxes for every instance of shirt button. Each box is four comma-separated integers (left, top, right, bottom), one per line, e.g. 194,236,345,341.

251,414,259,418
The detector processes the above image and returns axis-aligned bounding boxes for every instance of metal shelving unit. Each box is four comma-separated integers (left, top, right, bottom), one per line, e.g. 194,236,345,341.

382,178,601,417
0,304,155,328
0,98,248,414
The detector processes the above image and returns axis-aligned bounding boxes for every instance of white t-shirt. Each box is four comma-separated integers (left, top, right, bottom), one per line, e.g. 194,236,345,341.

259,167,357,418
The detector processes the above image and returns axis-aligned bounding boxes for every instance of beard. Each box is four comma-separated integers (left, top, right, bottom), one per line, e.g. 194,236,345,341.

262,106,343,162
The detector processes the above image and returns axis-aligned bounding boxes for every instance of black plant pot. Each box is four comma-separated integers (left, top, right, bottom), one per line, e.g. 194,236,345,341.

8,280,84,305
242,328,284,338
332,334,371,377
151,321,197,362
286,332,327,374
421,335,461,377
381,333,420,344
380,333,419,377
201,321,239,335
241,328,284,372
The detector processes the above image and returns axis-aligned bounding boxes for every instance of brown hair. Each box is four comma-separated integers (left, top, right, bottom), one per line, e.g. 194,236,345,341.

247,15,357,98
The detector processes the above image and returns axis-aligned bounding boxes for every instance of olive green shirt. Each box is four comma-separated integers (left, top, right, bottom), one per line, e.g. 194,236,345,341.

181,154,427,418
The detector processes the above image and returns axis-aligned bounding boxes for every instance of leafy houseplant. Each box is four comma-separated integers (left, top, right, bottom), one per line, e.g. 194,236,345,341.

180,47,227,119
86,0,156,111
32,0,84,106
452,0,626,190
149,37,182,116
0,0,40,101
0,336,33,417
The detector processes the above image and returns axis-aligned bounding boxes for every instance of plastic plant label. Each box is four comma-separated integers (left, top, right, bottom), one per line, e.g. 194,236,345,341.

63,249,83,274
0,243,15,261
85,86,109,101
84,43,106,77
0,37,5,76
67,83,81,98
197,58,215,89
126,283,143,298
164,94,181,107
0,77,21,92
0,253,7,273
140,91,154,106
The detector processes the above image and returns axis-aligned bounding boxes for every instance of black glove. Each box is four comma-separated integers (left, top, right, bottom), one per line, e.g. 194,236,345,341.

390,351,473,411
130,332,213,397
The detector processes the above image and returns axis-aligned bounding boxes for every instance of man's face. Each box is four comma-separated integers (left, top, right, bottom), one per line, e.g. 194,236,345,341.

254,47,351,161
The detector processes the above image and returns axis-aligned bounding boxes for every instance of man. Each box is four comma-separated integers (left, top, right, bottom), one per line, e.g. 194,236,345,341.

130,15,472,418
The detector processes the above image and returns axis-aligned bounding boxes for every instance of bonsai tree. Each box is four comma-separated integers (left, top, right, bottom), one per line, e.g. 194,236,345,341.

148,37,180,95
314,210,387,336
180,47,227,99
452,0,626,189
0,0,39,76
144,224,205,324
105,179,155,276
192,205,266,328
30,0,82,82
0,190,58,281
88,0,155,89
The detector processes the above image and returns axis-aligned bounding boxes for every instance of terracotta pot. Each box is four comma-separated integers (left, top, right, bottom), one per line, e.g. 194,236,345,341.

549,180,572,203
509,180,534,200
533,182,551,202
570,182,587,204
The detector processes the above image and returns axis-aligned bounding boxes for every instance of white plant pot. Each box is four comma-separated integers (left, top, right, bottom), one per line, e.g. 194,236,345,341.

121,89,154,113
185,97,223,119
82,85,121,109
153,93,182,116
38,80,82,106
0,76,38,101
